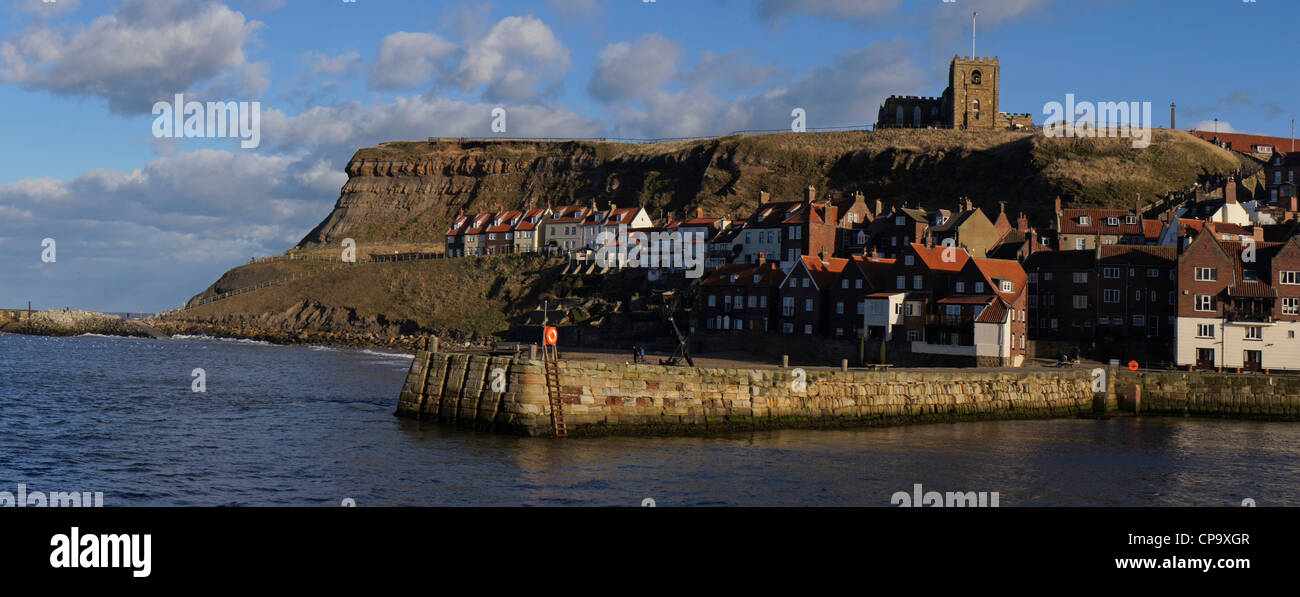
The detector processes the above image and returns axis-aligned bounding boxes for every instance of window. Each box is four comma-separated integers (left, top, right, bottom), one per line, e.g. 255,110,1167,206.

904,255,914,266
1106,217,1118,226
1134,290,1142,302
1073,295,1088,309
842,279,849,289
1073,272,1088,284
1284,298,1299,315
1195,267,1218,282
1245,326,1263,340
1099,317,1109,326
974,282,984,293
869,302,885,316
801,278,809,288
1104,267,1120,279
1029,273,1039,283
1044,273,1054,281
1051,319,1059,329
913,275,923,290
1126,215,1138,225
895,216,905,226
708,295,716,307
896,275,906,290
1197,324,1215,338
1000,280,1014,293
1076,238,1087,250
782,297,794,317
1281,271,1300,285
907,330,920,341
782,323,794,334
1133,315,1144,327
748,296,757,308
1104,289,1120,303
1196,294,1216,312
804,299,814,312
1147,268,1159,278
955,281,966,293
835,328,844,337
803,324,813,335
760,296,767,308
836,301,844,314
905,303,919,316
854,279,863,289
1079,216,1091,226
858,302,867,315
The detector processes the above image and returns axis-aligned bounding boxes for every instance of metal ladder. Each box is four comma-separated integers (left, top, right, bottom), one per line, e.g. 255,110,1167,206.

543,344,567,438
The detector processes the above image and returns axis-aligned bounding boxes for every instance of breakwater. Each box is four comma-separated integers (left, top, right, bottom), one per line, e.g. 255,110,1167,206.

1114,370,1300,419
395,351,1100,436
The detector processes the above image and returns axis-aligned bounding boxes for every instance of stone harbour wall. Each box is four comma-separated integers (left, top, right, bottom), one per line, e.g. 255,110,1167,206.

1114,370,1300,418
396,351,1100,436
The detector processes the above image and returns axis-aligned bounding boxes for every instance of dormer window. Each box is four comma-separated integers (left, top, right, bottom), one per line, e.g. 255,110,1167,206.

1125,215,1137,225
1106,217,1118,226
1000,280,1014,293
1078,215,1091,226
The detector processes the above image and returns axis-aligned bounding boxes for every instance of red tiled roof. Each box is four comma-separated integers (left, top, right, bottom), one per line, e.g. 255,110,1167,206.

789,255,849,290
975,299,1009,323
1192,131,1298,155
939,296,995,305
1142,219,1163,239
972,258,1028,302
910,243,970,272
1058,209,1143,235
701,262,782,287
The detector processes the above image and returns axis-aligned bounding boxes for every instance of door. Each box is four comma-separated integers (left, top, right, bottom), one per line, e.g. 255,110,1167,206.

1196,348,1215,370
1243,350,1263,372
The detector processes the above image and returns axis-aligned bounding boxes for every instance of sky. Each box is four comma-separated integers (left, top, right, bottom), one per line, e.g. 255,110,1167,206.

0,0,1296,312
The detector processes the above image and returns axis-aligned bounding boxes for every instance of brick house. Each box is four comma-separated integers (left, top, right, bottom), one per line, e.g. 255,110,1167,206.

925,198,1002,258
777,254,849,336
1095,245,1178,351
866,206,929,259
826,253,896,340
1024,250,1097,341
1055,197,1147,250
460,213,493,256
698,260,782,333
484,211,523,254
1175,230,1300,371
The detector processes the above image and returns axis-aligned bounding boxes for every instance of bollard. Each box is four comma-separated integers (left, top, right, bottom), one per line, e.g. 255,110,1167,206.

530,344,537,360
432,336,439,354
782,355,789,369
841,359,848,372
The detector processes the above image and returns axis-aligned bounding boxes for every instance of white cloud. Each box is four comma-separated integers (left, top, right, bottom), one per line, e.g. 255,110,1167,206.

1191,120,1239,134
367,32,459,91
588,34,682,103
0,0,263,114
455,16,570,102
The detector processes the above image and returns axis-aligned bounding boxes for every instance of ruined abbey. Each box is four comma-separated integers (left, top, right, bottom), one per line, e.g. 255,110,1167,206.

877,56,1032,131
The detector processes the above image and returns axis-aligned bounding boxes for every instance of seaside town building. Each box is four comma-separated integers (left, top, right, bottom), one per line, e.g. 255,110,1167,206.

1174,230,1300,372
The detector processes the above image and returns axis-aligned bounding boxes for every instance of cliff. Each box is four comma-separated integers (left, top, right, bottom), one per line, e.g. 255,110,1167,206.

297,129,1251,248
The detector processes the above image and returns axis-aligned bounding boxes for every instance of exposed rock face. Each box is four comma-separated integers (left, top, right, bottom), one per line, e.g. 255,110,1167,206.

295,130,1249,249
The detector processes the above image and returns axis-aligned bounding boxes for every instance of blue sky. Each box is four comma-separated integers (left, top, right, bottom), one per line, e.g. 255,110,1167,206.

0,0,1295,312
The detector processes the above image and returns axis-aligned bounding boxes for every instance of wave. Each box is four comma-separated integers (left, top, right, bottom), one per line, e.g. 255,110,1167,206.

169,334,275,346
360,349,414,360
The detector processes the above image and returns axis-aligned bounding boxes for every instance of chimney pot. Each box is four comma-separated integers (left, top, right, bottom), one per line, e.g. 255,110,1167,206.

696,206,704,219
760,190,770,205
805,186,816,204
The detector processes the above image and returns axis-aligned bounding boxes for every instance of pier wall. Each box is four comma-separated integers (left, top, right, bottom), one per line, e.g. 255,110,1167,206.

1114,370,1300,418
396,351,1100,436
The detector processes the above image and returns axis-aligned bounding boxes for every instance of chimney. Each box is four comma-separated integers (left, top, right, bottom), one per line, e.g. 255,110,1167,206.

1054,196,1063,216
1134,195,1143,219
1017,212,1029,232
1226,178,1238,205
1291,194,1298,213
873,198,884,217
805,186,816,204
696,206,704,219
1253,226,1265,243
590,197,599,211
871,248,879,259
759,190,770,205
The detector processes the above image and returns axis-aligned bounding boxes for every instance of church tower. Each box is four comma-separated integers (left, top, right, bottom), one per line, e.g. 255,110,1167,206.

947,56,999,130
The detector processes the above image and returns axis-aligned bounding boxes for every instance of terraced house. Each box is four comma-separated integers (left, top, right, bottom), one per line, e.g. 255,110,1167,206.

543,205,592,253
1054,197,1153,250
698,259,782,332
512,208,551,253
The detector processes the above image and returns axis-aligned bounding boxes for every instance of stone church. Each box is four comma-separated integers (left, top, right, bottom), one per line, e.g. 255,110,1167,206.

876,56,1032,131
